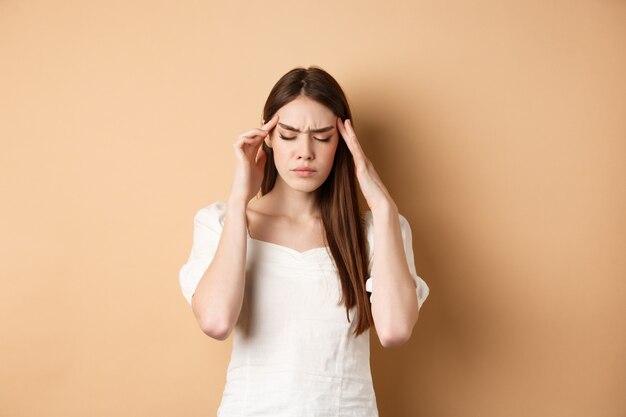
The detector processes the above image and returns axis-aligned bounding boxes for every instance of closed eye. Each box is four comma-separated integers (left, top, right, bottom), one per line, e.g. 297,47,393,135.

279,134,330,142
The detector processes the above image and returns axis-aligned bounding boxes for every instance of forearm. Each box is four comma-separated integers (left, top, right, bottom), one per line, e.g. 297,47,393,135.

191,196,248,339
370,200,420,346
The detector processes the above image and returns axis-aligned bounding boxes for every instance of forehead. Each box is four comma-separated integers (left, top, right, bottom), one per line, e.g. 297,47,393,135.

276,96,336,131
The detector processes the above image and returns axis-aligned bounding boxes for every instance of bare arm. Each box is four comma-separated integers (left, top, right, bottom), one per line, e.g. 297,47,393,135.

335,117,419,348
369,202,420,348
189,115,279,340
191,196,248,340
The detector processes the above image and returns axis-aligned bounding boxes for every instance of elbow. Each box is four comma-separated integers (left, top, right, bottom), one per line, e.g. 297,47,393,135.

199,317,232,341
191,294,232,341
377,319,416,348
379,330,411,348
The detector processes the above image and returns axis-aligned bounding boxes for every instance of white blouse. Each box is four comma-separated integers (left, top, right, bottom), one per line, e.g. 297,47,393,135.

179,201,430,416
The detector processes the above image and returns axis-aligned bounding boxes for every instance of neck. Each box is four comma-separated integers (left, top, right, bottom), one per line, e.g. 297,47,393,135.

263,176,320,220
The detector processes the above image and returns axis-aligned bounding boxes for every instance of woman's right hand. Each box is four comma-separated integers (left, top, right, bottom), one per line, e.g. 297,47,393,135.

229,114,279,204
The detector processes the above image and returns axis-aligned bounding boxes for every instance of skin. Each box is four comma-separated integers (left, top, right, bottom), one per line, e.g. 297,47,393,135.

245,96,339,251
219,94,420,347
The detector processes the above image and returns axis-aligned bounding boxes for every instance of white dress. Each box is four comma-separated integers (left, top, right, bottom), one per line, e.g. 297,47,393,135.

179,201,430,417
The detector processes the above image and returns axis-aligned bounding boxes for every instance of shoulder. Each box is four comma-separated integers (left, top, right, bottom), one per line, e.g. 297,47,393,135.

194,200,227,230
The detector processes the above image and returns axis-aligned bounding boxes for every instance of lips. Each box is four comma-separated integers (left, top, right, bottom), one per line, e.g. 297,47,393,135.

292,167,317,172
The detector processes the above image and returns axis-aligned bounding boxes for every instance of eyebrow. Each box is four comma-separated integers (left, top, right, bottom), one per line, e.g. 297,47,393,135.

278,123,335,133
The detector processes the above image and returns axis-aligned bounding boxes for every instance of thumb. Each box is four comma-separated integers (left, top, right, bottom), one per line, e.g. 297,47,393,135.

255,146,267,168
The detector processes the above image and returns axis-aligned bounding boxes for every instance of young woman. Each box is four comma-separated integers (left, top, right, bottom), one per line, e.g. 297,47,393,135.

179,66,430,416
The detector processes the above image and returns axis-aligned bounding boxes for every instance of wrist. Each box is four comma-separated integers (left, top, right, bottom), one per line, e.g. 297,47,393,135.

226,195,248,211
370,199,398,218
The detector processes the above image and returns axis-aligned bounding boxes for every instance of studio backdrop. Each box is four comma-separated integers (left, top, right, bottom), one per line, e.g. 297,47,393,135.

1,1,624,416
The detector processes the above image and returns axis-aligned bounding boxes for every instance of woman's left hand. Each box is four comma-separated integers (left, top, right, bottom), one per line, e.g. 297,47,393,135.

336,117,398,214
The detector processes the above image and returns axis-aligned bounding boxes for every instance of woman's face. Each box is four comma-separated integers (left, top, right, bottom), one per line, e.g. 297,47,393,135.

266,96,339,193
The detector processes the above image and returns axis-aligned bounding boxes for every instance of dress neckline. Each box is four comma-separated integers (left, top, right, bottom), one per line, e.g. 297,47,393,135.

246,229,330,257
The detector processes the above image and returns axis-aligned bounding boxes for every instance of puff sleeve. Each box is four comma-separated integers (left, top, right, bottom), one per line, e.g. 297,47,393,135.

362,211,430,311
178,201,227,305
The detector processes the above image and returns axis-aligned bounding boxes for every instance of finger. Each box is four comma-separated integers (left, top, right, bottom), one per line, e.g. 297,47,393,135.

234,135,261,147
344,119,358,139
233,137,262,157
336,116,347,139
239,130,270,140
341,118,362,146
260,114,279,132
337,117,356,149
255,144,267,165
337,117,366,161
344,119,365,153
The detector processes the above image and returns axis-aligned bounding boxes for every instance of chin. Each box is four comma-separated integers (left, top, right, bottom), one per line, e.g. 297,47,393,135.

286,181,323,193
280,172,329,192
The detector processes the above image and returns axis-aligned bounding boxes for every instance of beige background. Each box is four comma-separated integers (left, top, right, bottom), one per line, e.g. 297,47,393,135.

1,1,625,416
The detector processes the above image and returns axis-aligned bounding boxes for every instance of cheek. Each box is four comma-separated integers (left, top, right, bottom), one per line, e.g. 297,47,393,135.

270,145,288,167
320,146,338,170
326,141,339,158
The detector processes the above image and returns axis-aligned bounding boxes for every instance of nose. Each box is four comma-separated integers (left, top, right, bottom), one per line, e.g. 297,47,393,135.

297,136,314,160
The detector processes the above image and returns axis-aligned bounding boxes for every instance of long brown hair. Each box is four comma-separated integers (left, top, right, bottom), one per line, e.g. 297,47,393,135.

259,66,373,337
